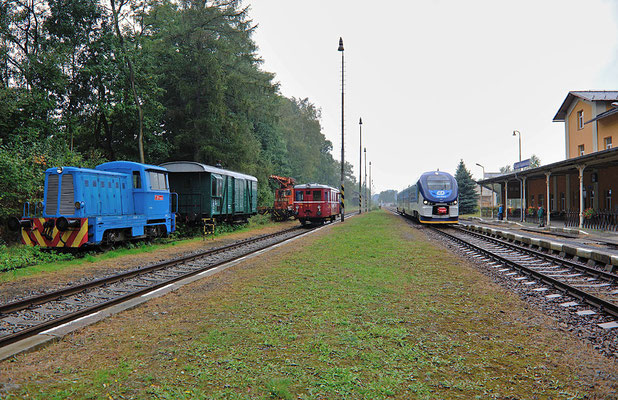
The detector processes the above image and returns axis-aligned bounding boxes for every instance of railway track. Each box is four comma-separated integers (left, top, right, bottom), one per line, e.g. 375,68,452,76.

430,224,618,325
0,212,358,354
0,220,341,351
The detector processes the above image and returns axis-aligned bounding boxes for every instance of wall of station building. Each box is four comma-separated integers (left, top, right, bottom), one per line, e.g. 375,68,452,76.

567,99,618,159
597,113,618,152
568,99,594,159
524,165,618,212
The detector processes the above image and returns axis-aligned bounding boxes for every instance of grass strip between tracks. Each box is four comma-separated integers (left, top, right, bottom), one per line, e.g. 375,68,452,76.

1,210,616,399
0,215,281,283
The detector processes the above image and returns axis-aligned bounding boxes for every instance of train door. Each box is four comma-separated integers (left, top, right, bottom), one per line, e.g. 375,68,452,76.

120,176,133,215
82,173,100,216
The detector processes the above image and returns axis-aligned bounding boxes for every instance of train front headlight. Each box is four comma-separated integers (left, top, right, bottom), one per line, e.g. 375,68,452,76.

423,200,428,205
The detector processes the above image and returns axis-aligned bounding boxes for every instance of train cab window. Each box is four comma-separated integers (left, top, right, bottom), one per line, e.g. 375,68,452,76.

285,190,291,196
148,171,169,191
133,171,141,189
212,174,223,197
295,191,304,201
426,176,451,191
313,191,322,201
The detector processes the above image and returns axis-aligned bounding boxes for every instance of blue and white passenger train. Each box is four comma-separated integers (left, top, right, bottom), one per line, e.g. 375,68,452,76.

396,171,459,224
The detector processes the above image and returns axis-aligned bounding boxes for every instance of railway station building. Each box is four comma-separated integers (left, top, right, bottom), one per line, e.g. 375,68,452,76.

478,91,618,231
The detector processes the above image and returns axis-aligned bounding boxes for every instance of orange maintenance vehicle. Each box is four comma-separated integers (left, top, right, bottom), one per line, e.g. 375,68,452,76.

269,175,296,221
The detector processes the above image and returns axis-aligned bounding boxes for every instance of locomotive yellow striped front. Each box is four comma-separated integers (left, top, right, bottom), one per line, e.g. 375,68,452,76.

20,218,88,248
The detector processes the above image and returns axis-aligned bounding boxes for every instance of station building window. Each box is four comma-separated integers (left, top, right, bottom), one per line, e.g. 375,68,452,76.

550,194,555,211
606,190,612,210
538,194,543,207
577,110,584,129
560,193,565,211
578,144,585,156
604,136,612,149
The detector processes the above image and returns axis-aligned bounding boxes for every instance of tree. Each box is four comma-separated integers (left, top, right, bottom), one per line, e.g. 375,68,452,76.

378,190,397,204
455,159,478,215
530,154,541,168
499,165,512,173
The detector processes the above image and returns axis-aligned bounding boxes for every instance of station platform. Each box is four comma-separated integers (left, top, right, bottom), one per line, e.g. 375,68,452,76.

459,217,618,272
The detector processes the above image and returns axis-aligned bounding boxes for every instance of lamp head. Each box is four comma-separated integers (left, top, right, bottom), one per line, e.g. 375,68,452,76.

338,37,344,52
359,117,362,125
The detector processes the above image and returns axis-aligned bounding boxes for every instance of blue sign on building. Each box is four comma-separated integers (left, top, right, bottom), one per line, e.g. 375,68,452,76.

514,159,531,171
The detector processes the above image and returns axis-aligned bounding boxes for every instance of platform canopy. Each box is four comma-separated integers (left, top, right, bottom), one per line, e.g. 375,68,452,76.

477,146,618,185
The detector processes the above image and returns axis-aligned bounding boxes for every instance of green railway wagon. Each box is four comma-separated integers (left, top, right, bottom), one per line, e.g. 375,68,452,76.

160,161,257,223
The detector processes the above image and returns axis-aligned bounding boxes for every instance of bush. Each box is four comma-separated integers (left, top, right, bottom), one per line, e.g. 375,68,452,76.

0,244,75,272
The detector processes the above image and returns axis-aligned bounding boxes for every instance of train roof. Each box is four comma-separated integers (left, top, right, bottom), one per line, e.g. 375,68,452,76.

294,183,338,191
160,161,257,181
44,166,125,177
97,161,167,172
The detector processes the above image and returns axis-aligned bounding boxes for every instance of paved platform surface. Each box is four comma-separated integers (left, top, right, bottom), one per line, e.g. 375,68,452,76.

462,218,618,252
459,218,618,270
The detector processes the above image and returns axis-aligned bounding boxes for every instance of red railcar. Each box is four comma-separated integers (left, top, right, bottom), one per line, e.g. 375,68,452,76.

294,184,341,225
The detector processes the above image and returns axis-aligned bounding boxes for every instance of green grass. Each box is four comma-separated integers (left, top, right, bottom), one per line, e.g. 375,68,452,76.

2,210,611,399
0,214,282,283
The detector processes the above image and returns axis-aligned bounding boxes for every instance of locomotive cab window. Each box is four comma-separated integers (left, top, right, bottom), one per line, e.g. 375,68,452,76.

148,171,169,191
313,190,322,201
212,174,223,197
295,191,304,201
133,171,141,189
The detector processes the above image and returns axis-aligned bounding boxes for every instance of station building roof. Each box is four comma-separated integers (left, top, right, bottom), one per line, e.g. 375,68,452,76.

553,91,618,122
478,146,618,185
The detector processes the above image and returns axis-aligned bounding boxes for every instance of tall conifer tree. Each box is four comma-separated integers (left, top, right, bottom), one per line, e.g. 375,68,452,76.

455,159,478,214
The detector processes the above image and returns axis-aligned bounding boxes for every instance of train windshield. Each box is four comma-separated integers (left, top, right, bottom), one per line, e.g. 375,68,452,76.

426,176,451,191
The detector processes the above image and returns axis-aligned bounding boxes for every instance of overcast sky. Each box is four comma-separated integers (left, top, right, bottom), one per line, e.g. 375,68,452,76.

247,0,618,193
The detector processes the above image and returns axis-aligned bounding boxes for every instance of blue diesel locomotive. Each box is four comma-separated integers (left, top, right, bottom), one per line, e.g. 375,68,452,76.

397,171,459,224
8,161,176,249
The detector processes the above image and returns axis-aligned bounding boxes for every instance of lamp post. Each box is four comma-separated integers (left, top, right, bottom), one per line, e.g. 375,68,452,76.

476,163,485,218
359,117,362,214
338,37,345,222
364,147,367,213
513,130,523,220
512,130,521,163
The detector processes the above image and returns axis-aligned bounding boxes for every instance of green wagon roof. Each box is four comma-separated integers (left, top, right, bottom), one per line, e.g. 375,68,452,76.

160,161,257,182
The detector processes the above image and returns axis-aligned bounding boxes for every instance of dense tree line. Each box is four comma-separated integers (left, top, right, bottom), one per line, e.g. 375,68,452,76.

0,0,356,240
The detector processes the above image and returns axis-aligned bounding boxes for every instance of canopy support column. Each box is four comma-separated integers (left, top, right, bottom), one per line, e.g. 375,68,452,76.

545,172,551,226
578,165,585,229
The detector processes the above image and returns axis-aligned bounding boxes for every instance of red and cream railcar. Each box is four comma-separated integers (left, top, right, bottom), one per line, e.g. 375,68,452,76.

293,184,341,225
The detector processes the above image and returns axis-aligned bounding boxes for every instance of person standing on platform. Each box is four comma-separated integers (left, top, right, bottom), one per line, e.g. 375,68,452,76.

498,204,504,221
538,205,545,227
